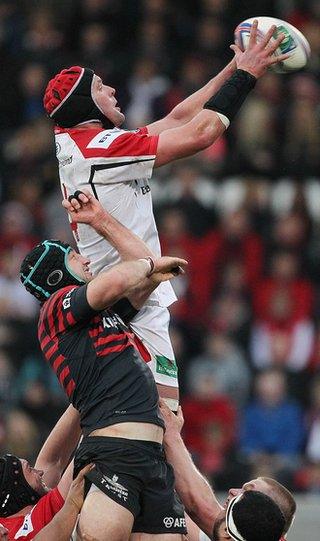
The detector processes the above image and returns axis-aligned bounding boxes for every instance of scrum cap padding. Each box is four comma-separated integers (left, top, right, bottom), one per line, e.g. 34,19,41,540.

20,240,85,302
0,454,41,517
43,66,107,128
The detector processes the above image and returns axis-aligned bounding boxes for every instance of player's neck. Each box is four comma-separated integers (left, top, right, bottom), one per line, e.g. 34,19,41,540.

74,120,103,130
9,505,32,517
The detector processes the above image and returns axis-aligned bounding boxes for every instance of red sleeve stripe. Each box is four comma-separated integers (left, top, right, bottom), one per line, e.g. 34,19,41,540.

53,354,65,372
40,334,52,350
66,379,76,397
66,310,76,326
59,366,70,385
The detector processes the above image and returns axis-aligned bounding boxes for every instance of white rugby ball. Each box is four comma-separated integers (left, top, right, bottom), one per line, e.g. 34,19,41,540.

234,16,311,73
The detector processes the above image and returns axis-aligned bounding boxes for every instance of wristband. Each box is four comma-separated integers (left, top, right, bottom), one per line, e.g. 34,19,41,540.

216,112,230,129
203,69,256,123
139,257,155,277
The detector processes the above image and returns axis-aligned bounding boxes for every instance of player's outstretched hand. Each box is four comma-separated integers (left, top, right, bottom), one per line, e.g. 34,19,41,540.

159,398,184,440
151,256,188,284
0,524,8,541
230,19,291,78
62,189,107,228
66,463,95,513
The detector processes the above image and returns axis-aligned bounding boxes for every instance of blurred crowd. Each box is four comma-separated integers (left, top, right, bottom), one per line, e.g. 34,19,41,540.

1,0,320,494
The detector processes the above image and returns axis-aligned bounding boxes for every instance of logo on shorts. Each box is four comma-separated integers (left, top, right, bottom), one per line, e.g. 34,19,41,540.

100,473,129,502
155,356,178,378
163,517,174,528
163,517,186,529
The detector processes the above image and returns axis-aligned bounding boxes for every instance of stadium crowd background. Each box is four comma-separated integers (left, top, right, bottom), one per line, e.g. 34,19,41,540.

0,0,320,496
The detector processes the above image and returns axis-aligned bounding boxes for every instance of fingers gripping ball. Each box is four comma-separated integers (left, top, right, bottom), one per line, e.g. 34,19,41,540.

235,16,311,73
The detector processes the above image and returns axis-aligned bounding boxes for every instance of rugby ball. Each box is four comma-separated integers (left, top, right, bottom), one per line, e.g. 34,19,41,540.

234,16,311,73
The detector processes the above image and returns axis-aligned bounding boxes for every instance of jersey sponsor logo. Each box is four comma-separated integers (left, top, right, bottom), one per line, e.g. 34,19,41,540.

141,184,150,195
59,156,73,167
14,513,34,538
102,313,125,329
86,129,125,150
163,517,186,529
155,355,178,378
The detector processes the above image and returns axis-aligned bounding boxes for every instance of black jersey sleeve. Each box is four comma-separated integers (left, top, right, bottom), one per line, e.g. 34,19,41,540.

68,284,101,320
111,298,139,324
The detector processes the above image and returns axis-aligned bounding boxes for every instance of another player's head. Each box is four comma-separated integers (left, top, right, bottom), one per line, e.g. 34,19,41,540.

43,66,125,128
20,240,92,303
226,477,296,535
213,491,285,541
0,454,48,517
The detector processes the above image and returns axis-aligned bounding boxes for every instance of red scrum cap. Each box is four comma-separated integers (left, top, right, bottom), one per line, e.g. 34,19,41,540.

44,66,84,117
43,66,108,128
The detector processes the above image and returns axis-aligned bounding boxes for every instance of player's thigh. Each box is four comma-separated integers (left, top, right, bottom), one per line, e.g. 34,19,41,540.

77,490,134,541
130,534,185,540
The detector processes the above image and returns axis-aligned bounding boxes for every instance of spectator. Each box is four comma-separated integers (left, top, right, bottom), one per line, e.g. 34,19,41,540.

240,369,305,479
182,370,237,479
187,331,250,407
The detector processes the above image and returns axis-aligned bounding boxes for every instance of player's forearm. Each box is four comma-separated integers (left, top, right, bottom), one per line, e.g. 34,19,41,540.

169,60,236,124
35,405,81,486
164,432,221,535
32,501,79,541
93,212,155,260
126,278,159,310
87,258,154,310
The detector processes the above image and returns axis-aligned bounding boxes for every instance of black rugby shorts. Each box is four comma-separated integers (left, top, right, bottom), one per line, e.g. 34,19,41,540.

74,436,187,535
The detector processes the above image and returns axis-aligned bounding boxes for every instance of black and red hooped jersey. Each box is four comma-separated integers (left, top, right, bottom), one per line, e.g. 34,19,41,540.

38,285,164,435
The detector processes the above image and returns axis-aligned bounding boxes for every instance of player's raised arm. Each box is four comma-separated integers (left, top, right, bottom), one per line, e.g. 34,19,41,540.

146,59,237,135
154,20,289,168
63,190,155,261
63,190,187,311
160,400,222,536
35,404,81,489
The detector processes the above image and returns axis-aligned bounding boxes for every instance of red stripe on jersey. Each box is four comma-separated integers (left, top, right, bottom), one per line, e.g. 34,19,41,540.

97,342,130,356
65,127,158,160
66,379,76,397
66,309,76,326
53,354,65,372
59,366,70,385
92,332,127,348
46,342,59,361
40,334,51,350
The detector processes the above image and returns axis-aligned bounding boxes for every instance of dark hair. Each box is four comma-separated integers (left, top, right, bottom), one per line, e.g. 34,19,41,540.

231,491,285,541
261,477,296,534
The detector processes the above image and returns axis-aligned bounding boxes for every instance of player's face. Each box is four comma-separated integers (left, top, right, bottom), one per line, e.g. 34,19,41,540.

212,511,229,540
92,75,125,127
224,477,271,508
67,250,92,282
20,459,49,495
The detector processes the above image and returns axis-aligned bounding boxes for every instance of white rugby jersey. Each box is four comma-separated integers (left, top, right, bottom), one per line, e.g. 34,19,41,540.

54,125,177,370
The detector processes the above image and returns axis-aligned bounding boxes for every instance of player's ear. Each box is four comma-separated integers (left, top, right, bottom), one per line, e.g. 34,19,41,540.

222,524,232,539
